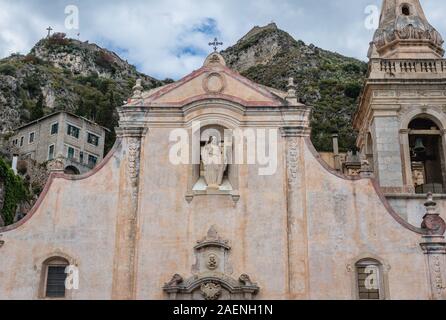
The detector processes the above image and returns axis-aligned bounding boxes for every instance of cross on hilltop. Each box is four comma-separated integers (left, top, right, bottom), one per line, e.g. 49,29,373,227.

46,26,53,38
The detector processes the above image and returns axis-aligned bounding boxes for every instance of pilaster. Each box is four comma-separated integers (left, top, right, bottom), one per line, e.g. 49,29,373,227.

420,194,446,300
281,126,310,299
111,127,147,300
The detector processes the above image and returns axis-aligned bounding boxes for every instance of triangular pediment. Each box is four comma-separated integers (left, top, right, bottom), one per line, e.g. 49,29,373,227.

129,53,287,107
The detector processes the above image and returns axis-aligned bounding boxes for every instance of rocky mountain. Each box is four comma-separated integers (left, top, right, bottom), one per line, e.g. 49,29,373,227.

0,25,367,154
0,33,170,151
222,23,367,152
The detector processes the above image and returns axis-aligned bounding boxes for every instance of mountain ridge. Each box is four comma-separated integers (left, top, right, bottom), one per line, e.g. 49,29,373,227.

221,24,367,152
0,26,367,153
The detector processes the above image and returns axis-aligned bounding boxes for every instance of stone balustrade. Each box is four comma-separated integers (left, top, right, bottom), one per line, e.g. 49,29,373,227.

370,59,446,78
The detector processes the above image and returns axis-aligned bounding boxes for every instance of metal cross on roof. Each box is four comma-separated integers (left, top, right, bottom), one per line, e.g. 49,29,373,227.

209,37,223,52
46,26,53,38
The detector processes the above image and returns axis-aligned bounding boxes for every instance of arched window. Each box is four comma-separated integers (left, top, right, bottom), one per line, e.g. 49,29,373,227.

64,165,80,175
356,259,383,300
43,257,69,298
409,118,445,194
402,4,411,16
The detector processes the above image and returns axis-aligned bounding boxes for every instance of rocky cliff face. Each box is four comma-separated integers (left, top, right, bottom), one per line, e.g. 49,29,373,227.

222,24,367,152
0,33,168,151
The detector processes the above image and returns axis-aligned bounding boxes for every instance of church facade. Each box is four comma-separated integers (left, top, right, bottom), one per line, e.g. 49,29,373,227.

1,0,446,300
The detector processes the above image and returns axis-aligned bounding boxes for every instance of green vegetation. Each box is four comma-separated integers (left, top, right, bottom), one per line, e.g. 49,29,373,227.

30,93,45,121
0,63,17,76
223,28,367,152
0,158,29,226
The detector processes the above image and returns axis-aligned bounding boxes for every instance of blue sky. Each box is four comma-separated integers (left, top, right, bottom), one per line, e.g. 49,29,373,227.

1,0,445,79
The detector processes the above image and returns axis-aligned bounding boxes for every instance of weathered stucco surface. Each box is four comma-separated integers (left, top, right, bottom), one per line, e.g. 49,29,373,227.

0,144,123,299
0,130,435,299
0,51,443,300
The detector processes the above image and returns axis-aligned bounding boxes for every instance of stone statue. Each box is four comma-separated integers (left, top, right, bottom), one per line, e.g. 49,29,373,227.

201,136,227,189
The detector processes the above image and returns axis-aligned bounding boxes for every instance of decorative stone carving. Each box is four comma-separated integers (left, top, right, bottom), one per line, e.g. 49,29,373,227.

371,4,444,56
131,79,143,100
421,193,446,236
420,193,446,300
47,154,65,172
206,253,219,270
128,138,141,200
203,72,226,94
201,282,222,300
201,136,227,189
163,226,259,300
166,274,183,287
287,138,299,186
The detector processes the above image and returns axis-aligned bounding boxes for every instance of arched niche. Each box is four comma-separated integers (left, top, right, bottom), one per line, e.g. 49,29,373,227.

186,114,241,203
408,117,446,194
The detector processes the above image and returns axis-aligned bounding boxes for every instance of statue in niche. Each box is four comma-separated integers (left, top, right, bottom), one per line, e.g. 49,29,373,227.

201,136,227,189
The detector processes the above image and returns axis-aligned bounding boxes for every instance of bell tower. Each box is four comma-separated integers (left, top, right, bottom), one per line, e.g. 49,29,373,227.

370,0,444,59
354,0,446,197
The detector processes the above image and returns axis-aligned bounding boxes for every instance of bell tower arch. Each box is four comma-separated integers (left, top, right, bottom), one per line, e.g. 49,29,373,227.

354,0,446,198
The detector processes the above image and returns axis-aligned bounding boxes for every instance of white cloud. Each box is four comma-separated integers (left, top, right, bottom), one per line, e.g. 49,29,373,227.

0,0,445,79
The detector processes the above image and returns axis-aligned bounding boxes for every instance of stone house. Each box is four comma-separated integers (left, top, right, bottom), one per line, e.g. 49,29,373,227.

9,111,107,175
0,0,446,301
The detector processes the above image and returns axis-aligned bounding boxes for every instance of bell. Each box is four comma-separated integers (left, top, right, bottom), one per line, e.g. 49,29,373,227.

413,138,426,154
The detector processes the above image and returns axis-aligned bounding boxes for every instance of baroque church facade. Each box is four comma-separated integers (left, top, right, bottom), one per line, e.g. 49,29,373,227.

1,0,446,300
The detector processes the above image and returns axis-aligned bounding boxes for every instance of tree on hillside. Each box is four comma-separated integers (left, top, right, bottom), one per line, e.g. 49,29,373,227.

30,94,45,121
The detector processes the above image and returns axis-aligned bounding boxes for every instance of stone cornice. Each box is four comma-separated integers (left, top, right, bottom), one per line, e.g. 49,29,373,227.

115,127,148,138
281,126,311,137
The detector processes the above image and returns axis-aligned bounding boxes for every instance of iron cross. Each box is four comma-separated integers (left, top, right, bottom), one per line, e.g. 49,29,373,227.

209,38,223,52
46,26,53,37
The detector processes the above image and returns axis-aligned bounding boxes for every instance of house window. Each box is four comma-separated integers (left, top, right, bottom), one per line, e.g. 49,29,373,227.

402,4,410,16
356,259,382,300
29,132,35,144
80,151,84,164
20,136,24,147
67,147,75,160
51,123,59,135
48,145,55,160
44,257,69,298
87,133,100,146
67,124,80,139
88,154,98,167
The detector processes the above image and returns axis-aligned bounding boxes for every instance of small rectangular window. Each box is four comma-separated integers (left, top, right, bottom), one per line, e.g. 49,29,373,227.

67,124,80,139
51,123,59,135
80,151,84,164
45,266,67,298
88,154,98,167
20,136,24,147
29,132,35,144
67,147,75,159
87,133,100,146
48,145,55,160
356,260,381,300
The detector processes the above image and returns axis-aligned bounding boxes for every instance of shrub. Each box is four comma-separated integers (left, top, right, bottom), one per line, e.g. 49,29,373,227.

0,158,29,225
344,82,362,99
0,64,17,76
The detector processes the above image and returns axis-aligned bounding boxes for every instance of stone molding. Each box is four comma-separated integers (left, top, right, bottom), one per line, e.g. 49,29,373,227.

163,227,259,300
